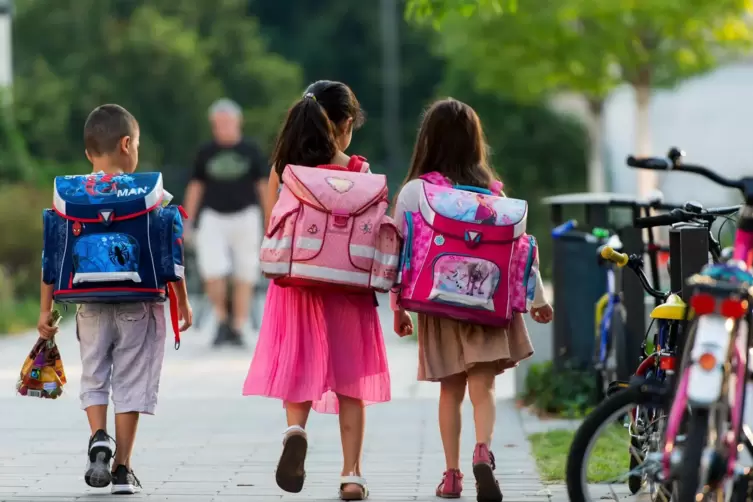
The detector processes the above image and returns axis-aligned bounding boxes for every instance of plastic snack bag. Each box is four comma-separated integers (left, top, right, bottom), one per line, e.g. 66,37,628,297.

17,311,67,399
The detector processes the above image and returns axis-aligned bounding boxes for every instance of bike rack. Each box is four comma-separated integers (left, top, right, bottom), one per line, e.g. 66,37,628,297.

544,192,675,375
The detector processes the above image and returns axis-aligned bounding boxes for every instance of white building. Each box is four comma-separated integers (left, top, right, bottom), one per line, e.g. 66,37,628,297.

604,61,753,206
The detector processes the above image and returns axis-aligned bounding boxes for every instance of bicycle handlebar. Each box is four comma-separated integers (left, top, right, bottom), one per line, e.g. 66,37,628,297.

627,148,745,192
633,206,740,229
600,246,629,267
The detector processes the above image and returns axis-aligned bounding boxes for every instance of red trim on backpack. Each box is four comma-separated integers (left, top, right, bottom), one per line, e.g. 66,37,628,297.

178,205,189,220
53,201,163,223
347,155,368,173
167,282,181,350
55,287,165,294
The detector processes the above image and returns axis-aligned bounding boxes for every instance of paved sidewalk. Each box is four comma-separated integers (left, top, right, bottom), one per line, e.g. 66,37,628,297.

0,298,550,502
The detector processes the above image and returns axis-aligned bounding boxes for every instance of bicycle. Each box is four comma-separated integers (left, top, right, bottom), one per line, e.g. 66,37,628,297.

565,200,738,502
627,147,753,501
552,219,665,399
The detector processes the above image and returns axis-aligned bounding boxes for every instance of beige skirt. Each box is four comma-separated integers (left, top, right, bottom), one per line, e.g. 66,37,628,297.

417,313,534,381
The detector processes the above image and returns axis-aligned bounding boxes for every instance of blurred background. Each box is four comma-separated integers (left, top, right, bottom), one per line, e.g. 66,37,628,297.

1,0,752,336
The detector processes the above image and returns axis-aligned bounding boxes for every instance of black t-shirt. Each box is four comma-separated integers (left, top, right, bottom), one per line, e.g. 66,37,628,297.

192,138,267,213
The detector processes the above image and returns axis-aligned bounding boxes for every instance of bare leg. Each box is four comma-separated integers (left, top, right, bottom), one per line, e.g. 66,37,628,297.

467,363,497,446
337,394,366,496
86,405,108,436
231,280,253,332
204,277,228,323
113,412,139,468
439,373,468,470
286,401,313,428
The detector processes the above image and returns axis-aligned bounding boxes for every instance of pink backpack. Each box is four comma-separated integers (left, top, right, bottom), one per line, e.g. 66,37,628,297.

396,172,539,326
261,156,401,293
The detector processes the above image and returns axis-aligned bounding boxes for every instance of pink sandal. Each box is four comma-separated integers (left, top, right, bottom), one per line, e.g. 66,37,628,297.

472,443,502,502
435,469,463,498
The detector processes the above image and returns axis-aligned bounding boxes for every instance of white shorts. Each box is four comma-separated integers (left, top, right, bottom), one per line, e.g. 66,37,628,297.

196,205,261,283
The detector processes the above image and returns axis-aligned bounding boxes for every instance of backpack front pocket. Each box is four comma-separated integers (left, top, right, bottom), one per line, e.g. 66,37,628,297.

428,254,501,311
71,233,142,284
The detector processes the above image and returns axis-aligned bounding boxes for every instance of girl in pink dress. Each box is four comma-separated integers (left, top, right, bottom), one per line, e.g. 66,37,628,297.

243,80,390,501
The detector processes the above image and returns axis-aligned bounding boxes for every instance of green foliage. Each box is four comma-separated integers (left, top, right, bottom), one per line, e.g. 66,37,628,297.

11,0,302,180
410,0,753,102
523,361,598,418
0,296,39,335
251,0,446,180
405,0,516,27
0,184,50,300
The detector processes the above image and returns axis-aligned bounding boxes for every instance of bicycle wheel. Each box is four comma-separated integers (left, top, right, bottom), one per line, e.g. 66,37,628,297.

566,385,671,502
676,409,709,502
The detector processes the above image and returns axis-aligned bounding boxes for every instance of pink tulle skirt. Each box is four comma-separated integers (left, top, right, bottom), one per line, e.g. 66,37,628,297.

243,282,391,414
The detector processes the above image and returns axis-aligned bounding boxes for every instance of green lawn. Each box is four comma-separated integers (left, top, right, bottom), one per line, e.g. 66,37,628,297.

528,425,630,483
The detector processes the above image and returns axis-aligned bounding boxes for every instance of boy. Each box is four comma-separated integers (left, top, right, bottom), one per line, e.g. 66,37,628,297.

37,104,193,494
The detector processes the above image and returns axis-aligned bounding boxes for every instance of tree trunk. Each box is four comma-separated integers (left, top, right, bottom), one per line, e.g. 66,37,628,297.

586,97,606,193
633,68,657,198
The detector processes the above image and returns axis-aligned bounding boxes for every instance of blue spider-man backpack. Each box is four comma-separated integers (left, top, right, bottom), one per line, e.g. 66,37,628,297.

42,172,186,337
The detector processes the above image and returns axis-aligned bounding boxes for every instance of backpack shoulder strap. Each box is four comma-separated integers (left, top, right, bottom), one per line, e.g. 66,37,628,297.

419,171,452,187
347,155,370,173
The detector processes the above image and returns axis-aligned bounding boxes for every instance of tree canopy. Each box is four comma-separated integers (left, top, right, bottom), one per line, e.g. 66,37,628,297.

11,0,302,176
408,0,753,99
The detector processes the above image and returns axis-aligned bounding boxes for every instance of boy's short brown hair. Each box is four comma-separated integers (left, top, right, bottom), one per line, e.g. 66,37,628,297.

83,104,138,156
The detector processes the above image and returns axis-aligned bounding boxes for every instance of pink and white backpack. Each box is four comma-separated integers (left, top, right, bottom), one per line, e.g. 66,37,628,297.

396,172,539,326
260,156,401,293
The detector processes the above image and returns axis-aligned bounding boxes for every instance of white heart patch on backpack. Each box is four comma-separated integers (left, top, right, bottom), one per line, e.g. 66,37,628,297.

325,177,354,193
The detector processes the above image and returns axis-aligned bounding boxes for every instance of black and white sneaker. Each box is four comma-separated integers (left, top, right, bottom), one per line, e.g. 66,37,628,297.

85,429,114,488
111,464,142,495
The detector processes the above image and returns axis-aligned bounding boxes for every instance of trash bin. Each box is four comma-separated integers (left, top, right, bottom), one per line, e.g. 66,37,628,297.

543,193,652,372
550,220,607,369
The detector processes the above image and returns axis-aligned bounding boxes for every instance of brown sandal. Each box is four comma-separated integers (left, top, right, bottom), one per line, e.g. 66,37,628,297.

275,426,308,493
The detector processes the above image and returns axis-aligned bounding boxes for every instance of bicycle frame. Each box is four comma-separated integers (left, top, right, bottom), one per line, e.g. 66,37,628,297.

661,226,753,480
598,267,619,365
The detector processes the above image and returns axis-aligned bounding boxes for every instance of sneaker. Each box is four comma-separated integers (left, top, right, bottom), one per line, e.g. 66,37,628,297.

472,443,502,502
85,429,114,488
436,469,463,498
111,464,142,495
212,322,231,347
227,326,245,347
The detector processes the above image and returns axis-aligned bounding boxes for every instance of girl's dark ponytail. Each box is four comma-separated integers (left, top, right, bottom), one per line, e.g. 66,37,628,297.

271,94,337,178
271,81,364,179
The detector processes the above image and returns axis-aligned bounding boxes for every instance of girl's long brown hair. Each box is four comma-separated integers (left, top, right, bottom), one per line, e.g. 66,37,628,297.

401,98,499,189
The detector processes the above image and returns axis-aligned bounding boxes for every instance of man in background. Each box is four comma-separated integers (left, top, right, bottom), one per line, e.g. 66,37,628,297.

184,99,268,346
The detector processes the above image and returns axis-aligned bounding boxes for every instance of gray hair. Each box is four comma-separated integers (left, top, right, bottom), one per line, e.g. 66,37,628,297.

208,98,242,119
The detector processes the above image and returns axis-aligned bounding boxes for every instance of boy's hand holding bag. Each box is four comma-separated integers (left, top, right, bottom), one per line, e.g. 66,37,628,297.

18,310,67,399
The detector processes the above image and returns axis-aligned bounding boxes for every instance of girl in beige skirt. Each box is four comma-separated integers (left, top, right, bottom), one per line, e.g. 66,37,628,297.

391,98,553,502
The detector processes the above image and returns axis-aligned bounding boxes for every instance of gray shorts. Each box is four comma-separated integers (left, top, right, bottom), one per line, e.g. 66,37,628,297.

77,303,167,415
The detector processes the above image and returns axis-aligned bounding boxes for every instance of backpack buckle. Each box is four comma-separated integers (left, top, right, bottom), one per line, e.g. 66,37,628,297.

464,230,482,248
99,209,115,226
332,212,349,228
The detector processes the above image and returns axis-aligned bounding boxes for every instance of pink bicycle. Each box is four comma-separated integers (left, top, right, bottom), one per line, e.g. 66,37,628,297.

628,147,753,501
